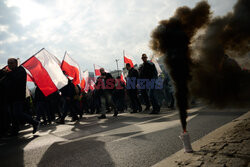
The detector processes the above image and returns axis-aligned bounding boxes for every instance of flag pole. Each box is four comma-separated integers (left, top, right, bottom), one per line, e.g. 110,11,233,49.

115,59,119,76
61,51,67,68
123,50,125,67
21,48,45,66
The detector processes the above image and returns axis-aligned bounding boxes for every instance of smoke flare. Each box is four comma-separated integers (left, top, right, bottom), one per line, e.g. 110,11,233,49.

150,0,250,131
150,1,210,131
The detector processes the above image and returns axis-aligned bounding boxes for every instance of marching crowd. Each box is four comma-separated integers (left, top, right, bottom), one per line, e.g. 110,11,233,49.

0,53,175,137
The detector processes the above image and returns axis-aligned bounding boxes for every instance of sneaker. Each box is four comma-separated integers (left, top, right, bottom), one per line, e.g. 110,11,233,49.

179,132,193,153
33,122,40,134
98,114,106,119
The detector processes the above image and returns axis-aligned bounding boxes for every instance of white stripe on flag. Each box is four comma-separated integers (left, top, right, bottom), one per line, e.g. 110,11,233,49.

35,49,68,89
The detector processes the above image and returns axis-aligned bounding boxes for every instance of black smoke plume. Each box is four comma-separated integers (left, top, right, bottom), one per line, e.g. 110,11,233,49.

189,0,250,107
150,0,250,131
150,1,210,131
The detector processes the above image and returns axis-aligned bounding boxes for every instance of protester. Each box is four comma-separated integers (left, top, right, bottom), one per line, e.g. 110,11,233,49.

126,63,142,113
113,76,126,113
139,54,161,114
57,79,79,124
0,66,11,136
73,85,83,118
47,91,62,121
1,58,39,135
0,54,176,138
35,86,51,125
96,68,118,119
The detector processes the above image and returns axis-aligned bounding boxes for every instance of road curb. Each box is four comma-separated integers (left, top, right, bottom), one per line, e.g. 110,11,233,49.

153,110,250,167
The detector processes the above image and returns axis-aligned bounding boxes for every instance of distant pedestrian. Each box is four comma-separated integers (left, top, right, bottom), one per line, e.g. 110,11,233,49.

139,54,161,114
96,68,117,119
126,63,142,113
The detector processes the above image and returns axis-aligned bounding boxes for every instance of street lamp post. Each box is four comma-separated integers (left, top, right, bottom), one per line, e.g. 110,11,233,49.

115,59,119,76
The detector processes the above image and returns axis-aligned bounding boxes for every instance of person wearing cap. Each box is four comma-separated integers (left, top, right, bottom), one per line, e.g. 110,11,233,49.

139,53,161,114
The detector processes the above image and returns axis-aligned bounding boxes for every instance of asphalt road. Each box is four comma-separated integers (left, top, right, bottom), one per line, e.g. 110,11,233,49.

0,106,247,167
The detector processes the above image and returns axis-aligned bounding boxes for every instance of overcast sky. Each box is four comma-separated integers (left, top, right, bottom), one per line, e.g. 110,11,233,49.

0,0,237,72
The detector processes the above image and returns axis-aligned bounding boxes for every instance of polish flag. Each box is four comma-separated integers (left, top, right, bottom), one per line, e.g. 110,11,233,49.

94,64,102,76
94,64,108,76
89,79,95,90
123,51,136,68
80,70,89,92
24,68,34,82
22,48,68,96
27,73,34,82
124,56,134,68
61,52,81,86
120,72,126,85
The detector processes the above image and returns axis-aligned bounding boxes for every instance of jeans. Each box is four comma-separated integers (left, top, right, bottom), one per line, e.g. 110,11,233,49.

149,88,160,111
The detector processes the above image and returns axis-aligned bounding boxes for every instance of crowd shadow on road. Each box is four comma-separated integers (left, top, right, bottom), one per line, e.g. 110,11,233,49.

0,135,39,167
1,106,248,167
37,137,115,167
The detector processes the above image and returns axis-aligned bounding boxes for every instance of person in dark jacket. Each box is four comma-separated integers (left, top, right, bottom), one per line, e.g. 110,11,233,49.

139,54,161,114
57,79,79,124
126,63,142,113
96,68,117,119
113,76,126,113
0,66,11,136
34,86,51,125
1,58,39,135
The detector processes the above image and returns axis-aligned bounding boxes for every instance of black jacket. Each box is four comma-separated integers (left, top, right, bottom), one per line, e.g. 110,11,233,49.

96,72,114,89
60,80,76,99
139,61,158,79
0,66,27,102
128,68,139,79
35,86,46,102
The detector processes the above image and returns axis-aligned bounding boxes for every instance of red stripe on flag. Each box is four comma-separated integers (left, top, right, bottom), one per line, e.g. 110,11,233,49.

95,69,101,76
121,73,126,85
22,56,58,96
27,73,34,82
80,79,86,91
61,61,80,86
124,56,134,68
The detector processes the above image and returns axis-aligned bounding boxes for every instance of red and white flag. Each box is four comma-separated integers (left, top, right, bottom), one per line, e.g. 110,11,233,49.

80,70,89,92
120,72,126,84
123,51,136,68
61,52,81,86
27,73,34,82
124,56,134,68
94,64,108,76
22,48,68,96
89,79,95,90
94,64,101,76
